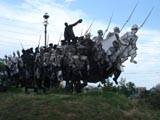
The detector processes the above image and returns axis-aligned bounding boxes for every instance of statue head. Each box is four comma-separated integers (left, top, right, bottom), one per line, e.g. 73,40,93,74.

97,29,103,36
64,22,68,27
131,24,138,34
114,27,120,33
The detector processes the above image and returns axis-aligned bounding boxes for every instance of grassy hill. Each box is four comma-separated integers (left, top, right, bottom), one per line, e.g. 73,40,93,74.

0,88,159,120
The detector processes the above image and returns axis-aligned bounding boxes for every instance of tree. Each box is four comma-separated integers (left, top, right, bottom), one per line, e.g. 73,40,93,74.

146,92,160,110
0,60,10,92
126,82,136,94
103,79,117,92
145,83,160,109
150,83,160,93
0,60,5,71
118,78,136,97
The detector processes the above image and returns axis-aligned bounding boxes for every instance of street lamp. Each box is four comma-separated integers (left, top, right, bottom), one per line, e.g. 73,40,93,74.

43,13,49,47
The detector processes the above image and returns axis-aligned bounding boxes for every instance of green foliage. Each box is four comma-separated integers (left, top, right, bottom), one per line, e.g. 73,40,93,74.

0,60,10,92
103,79,118,92
0,61,5,72
0,88,159,120
139,90,150,99
146,92,160,110
117,78,136,97
142,83,160,110
103,78,136,98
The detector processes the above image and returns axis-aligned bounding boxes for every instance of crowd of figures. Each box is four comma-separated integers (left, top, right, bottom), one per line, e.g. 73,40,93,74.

3,19,139,93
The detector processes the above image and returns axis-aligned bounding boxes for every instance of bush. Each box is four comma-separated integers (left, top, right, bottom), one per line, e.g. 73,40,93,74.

0,61,10,92
146,92,160,110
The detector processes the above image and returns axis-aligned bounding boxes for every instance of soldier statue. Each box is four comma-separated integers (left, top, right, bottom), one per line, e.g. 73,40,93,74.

64,19,83,44
120,24,138,64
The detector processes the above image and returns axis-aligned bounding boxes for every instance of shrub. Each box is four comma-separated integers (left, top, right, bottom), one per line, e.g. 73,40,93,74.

146,92,160,110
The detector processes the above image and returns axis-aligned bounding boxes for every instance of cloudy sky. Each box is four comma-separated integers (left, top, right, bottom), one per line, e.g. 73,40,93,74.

0,0,160,89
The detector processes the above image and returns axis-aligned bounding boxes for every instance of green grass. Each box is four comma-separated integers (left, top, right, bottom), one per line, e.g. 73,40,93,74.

0,87,159,120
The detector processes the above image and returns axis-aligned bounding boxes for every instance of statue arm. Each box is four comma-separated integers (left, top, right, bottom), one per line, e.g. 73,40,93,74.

92,36,97,42
120,32,130,45
70,19,82,27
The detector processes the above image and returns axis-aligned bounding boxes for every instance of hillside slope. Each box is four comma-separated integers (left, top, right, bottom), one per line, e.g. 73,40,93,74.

0,88,159,120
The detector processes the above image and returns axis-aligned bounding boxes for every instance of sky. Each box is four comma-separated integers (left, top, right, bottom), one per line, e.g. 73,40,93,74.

0,0,160,89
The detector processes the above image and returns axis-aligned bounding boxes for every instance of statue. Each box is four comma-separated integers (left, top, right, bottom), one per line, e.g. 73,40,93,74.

120,24,138,64
64,19,83,44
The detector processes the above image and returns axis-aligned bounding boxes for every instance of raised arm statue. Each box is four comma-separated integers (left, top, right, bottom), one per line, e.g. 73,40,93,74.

64,19,83,44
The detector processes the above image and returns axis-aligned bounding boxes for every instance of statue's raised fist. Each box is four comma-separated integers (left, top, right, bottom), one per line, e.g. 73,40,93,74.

78,19,83,23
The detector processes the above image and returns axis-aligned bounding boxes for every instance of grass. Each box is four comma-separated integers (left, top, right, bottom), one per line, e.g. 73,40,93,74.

0,87,159,120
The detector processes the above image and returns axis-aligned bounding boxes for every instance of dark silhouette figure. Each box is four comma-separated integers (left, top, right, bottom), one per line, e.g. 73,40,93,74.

64,19,83,43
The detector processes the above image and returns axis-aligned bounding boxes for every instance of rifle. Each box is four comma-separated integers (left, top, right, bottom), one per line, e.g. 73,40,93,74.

103,13,113,38
120,2,139,32
138,7,154,30
80,29,83,36
19,39,24,50
84,19,95,35
57,32,62,45
38,35,41,48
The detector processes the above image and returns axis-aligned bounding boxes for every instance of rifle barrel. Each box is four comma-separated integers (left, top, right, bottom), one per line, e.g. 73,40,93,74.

139,7,154,29
120,2,139,32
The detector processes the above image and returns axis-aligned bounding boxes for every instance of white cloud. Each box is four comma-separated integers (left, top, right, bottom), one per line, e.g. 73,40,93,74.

0,0,88,57
0,0,160,89
0,0,160,55
65,0,76,3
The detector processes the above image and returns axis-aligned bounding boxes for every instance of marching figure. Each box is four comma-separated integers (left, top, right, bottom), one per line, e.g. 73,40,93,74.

106,26,120,41
120,24,138,64
92,29,104,47
103,26,121,65
102,27,120,53
64,19,83,44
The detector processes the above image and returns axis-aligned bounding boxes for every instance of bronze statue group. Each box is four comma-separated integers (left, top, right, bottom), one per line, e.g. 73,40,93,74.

2,2,154,93
3,18,140,93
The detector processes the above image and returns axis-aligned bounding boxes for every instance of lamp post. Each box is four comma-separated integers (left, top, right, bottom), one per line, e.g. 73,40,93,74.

43,13,49,47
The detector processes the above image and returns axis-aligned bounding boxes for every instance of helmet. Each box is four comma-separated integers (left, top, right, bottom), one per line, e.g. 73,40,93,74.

131,24,138,30
114,27,120,33
40,46,44,51
97,29,103,34
85,33,91,38
49,43,53,47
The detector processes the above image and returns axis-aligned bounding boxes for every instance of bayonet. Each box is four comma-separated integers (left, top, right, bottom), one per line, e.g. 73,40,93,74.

38,35,41,48
84,19,95,35
19,39,24,49
103,13,113,38
57,32,62,45
80,29,83,36
139,7,154,30
120,2,139,32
